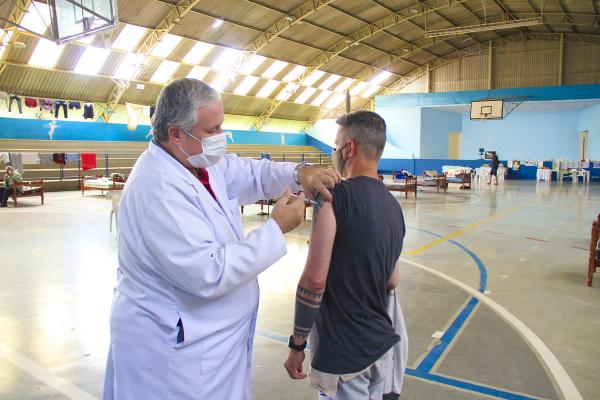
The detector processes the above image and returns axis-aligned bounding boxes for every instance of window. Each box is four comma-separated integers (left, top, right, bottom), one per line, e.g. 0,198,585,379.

294,87,316,104
282,65,306,82
311,90,332,106
113,53,144,80
239,54,266,75
150,60,180,84
29,38,65,68
369,71,392,86
234,75,259,95
187,66,210,81
275,83,299,101
318,74,341,90
182,42,214,65
74,46,111,75
262,60,287,79
302,70,325,87
112,24,147,51
150,33,182,58
256,80,281,98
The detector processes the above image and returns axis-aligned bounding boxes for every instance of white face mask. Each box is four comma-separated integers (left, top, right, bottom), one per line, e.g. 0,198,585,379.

178,129,227,168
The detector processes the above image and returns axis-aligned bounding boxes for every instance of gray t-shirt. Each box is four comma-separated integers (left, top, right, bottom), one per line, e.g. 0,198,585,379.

312,176,405,374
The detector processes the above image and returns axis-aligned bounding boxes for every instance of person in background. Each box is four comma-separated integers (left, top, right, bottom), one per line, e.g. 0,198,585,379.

0,166,22,207
488,152,499,185
283,111,406,399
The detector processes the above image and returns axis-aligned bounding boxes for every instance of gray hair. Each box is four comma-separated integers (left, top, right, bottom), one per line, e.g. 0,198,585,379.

152,78,220,142
336,111,387,159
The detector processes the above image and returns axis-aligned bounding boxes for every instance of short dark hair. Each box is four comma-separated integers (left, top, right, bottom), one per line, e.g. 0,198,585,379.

336,111,386,160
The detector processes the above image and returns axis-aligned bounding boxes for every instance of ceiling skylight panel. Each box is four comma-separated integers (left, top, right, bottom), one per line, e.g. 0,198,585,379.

361,85,383,98
282,65,306,82
275,83,299,101
112,24,147,51
333,77,354,93
294,87,317,104
29,38,64,68
302,70,325,87
183,42,214,65
212,48,244,71
311,90,332,107
239,54,266,75
324,93,346,109
150,33,182,58
74,46,111,75
256,80,280,98
113,53,144,80
187,66,210,80
369,71,392,86
150,60,180,84
20,2,51,35
234,75,259,95
350,81,368,96
318,74,341,90
211,70,237,92
262,60,287,79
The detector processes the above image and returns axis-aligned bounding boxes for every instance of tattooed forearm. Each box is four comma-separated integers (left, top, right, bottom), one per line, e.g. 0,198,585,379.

293,284,324,340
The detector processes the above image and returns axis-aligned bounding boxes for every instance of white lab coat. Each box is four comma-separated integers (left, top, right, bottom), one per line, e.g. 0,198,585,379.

103,141,300,400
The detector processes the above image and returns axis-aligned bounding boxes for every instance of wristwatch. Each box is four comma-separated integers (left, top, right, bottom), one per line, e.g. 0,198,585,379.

288,335,307,352
293,161,310,185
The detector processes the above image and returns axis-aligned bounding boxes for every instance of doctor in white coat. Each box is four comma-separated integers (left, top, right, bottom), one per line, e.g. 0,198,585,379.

103,78,340,400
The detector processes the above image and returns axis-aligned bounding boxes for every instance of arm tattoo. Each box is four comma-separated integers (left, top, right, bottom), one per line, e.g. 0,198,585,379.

293,284,324,340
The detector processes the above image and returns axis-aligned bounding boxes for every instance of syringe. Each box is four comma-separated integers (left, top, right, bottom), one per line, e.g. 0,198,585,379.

290,193,319,206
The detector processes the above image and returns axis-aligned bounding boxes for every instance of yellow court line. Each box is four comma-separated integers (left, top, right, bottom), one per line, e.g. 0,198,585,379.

404,204,524,255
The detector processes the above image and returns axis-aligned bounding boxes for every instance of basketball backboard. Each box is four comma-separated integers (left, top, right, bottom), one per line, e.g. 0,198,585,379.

470,99,504,120
48,0,118,44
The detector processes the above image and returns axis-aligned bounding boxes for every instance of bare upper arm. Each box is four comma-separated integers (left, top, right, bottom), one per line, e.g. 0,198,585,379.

299,201,337,290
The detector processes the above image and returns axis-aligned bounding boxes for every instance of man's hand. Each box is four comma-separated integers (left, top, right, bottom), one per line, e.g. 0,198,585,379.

298,166,341,202
271,189,305,234
284,349,306,379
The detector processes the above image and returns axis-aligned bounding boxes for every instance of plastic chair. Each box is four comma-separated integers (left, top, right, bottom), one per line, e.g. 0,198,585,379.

107,191,122,233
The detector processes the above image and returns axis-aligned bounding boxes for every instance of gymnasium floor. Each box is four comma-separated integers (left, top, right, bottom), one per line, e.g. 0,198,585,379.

0,180,598,400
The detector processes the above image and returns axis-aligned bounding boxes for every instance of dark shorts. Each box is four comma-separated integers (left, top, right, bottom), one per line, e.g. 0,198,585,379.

490,168,498,176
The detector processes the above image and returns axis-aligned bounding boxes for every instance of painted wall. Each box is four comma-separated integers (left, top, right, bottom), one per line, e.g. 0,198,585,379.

377,107,421,158
420,108,462,159
579,104,600,159
461,111,580,160
0,116,307,145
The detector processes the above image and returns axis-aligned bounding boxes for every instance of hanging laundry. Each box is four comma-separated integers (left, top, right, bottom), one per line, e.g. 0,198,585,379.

126,103,144,131
68,102,81,109
25,97,38,108
65,153,79,162
80,153,97,171
22,153,39,164
8,95,23,113
52,153,66,165
39,153,53,164
83,102,95,119
39,99,54,111
54,100,68,118
0,153,9,163
8,153,23,173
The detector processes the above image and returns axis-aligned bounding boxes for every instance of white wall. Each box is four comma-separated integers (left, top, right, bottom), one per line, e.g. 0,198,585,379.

579,104,600,159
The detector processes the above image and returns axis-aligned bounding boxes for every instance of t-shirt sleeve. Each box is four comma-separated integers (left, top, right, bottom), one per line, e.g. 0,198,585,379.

330,182,349,228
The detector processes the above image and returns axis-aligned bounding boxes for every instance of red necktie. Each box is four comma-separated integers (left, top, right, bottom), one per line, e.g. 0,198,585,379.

197,168,216,200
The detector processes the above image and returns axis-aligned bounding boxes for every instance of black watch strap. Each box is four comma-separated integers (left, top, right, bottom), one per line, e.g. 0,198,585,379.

288,335,307,351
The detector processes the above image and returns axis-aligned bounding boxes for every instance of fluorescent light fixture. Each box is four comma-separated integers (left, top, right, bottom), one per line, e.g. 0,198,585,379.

113,53,144,80
369,71,392,86
333,77,354,92
424,17,543,38
350,81,368,96
318,74,341,90
325,93,346,109
239,54,266,75
150,60,180,84
150,33,182,58
294,87,316,104
212,48,244,71
112,24,147,51
183,42,214,65
262,60,287,79
302,69,325,87
74,46,111,75
282,65,306,82
311,90,332,106
211,71,236,92
187,66,210,81
360,85,383,98
28,38,64,68
212,18,224,28
256,80,281,97
234,75,259,95
20,1,51,35
276,83,299,101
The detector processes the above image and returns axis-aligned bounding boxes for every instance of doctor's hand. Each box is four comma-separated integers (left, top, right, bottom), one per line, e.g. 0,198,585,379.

284,349,307,379
298,166,341,202
271,189,305,234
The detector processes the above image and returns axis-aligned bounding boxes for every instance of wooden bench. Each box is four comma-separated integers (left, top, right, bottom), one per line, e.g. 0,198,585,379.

8,180,44,207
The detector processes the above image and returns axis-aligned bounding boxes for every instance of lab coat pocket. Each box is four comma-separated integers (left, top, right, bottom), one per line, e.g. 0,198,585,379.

168,338,205,398
199,320,247,374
